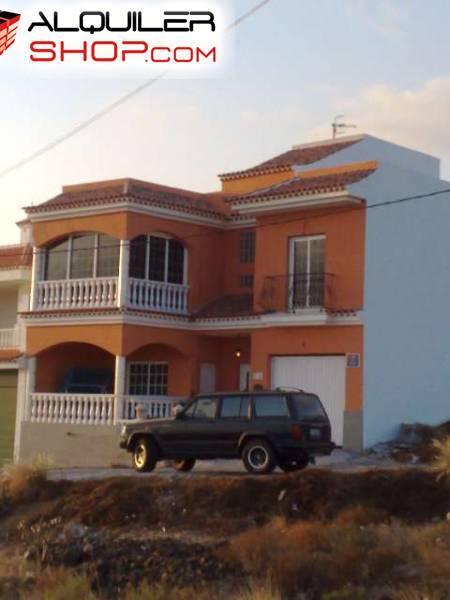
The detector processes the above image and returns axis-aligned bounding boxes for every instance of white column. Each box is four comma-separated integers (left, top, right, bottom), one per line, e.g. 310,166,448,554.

114,356,126,423
13,358,28,463
30,247,42,311
24,356,37,422
117,240,130,308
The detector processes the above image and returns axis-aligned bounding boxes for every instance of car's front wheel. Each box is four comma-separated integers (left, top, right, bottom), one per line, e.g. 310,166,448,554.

279,451,310,473
242,439,277,475
171,458,196,472
132,437,158,473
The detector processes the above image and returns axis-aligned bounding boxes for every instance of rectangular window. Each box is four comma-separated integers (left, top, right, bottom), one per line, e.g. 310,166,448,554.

291,393,326,420
240,275,254,289
97,234,120,277
168,239,185,284
240,231,255,264
129,236,147,279
253,395,289,418
187,397,218,420
291,236,325,308
128,363,168,396
70,234,96,279
44,239,69,280
221,396,250,418
148,236,166,282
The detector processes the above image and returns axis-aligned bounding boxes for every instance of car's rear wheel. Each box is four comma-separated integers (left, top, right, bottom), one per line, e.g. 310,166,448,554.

132,437,158,473
171,458,196,472
279,451,310,473
242,439,277,475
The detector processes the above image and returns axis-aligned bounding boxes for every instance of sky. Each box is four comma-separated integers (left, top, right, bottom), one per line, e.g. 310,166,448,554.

1,0,450,243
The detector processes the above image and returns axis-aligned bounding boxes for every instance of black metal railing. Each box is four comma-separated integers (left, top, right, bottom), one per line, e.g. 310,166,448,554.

259,273,335,313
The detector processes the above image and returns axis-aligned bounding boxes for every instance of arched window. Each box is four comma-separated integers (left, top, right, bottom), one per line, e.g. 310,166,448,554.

43,234,119,281
129,235,186,285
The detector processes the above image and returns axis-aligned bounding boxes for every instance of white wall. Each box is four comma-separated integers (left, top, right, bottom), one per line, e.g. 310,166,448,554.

349,164,450,446
0,286,19,329
295,135,440,179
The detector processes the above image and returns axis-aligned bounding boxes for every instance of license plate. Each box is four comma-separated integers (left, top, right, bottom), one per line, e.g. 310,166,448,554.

309,428,321,439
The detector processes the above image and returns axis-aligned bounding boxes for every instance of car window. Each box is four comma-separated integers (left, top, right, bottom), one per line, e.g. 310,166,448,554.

253,395,289,418
291,394,326,419
221,396,250,418
189,397,218,420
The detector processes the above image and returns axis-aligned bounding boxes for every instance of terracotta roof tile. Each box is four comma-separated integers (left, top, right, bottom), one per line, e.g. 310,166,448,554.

0,350,21,362
228,164,377,206
219,138,361,181
0,245,32,269
25,179,229,219
195,294,254,318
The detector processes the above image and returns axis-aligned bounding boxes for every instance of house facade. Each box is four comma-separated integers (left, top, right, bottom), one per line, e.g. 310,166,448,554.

2,133,450,467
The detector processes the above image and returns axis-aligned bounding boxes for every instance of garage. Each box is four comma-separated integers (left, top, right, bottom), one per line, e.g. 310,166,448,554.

0,370,18,465
271,356,346,446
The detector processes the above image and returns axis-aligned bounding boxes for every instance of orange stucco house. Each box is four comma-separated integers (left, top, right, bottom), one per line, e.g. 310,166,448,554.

8,133,450,466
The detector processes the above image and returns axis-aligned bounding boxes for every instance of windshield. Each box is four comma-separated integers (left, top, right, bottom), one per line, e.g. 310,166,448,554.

291,394,326,420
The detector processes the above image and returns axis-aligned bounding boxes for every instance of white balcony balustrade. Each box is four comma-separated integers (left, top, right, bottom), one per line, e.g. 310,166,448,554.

128,279,189,314
35,278,118,311
28,394,182,425
0,327,18,348
121,396,182,420
30,393,115,425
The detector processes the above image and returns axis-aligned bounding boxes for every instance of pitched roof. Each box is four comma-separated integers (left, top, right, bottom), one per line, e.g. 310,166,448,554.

0,244,32,269
195,294,255,319
25,178,229,219
227,162,378,207
219,137,362,181
0,350,21,362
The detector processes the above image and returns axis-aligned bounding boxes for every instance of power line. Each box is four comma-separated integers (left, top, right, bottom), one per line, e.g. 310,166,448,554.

0,0,273,180
3,185,450,258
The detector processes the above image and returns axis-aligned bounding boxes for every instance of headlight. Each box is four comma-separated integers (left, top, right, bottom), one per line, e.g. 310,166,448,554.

120,425,127,437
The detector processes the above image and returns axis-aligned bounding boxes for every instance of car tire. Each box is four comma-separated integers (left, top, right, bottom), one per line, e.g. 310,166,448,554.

279,451,310,473
171,458,196,472
242,439,277,475
132,437,159,473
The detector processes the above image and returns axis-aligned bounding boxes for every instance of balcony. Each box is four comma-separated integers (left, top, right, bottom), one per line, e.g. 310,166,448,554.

0,327,19,348
34,278,189,314
260,273,336,313
29,393,182,425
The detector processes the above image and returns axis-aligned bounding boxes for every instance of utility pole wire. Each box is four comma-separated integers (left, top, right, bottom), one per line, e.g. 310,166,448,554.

0,0,273,180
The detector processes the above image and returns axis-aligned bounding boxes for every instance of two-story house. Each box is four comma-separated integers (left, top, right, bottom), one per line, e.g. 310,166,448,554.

6,133,450,467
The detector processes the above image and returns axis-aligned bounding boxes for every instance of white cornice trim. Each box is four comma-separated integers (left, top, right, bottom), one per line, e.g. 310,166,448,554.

22,310,361,331
231,193,362,215
0,268,32,283
0,361,19,370
26,201,256,230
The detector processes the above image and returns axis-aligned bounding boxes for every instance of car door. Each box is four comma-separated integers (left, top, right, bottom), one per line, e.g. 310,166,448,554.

173,396,220,458
214,395,251,456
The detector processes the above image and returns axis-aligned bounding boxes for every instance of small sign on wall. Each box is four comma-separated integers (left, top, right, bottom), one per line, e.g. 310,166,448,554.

253,371,263,381
347,354,361,368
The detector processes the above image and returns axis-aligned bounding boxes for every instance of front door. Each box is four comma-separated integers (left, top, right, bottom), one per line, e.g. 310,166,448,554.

0,370,18,465
199,363,216,393
239,364,251,391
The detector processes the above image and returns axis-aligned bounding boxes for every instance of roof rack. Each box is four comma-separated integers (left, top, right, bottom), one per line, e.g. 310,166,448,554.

274,387,304,393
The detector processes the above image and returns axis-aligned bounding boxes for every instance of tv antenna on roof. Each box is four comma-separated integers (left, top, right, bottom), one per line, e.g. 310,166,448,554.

332,115,357,139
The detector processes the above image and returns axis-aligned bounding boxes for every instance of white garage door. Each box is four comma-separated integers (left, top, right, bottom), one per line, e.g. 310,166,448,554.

271,356,346,446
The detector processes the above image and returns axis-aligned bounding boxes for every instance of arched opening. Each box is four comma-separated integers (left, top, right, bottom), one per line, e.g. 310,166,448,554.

42,233,120,281
35,342,115,393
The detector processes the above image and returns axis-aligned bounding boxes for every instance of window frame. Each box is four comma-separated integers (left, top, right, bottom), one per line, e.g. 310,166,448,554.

239,230,256,264
127,361,169,397
289,234,326,309
42,233,119,281
129,234,188,285
185,396,218,420
219,395,250,420
251,394,290,419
